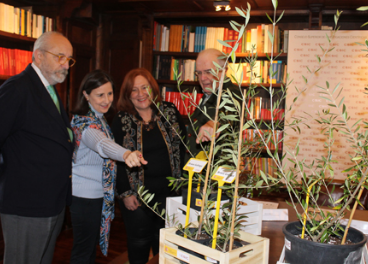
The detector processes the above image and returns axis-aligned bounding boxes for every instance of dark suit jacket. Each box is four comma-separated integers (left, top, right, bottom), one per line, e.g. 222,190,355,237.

185,80,241,161
0,64,73,217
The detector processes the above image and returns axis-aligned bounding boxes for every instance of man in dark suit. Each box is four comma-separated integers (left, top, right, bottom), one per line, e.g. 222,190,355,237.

186,48,241,160
0,31,75,264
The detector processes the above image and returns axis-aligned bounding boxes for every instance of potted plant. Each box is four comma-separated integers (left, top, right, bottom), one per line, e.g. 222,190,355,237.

228,2,368,264
140,0,368,263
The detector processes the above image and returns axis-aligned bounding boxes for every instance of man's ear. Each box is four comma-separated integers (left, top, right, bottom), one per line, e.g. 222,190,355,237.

33,49,43,64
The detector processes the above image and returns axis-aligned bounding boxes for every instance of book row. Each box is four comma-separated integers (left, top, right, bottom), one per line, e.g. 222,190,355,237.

243,129,283,151
247,97,285,121
0,47,32,76
153,55,287,85
162,90,204,116
153,22,288,54
228,60,287,84
0,2,54,38
241,157,278,177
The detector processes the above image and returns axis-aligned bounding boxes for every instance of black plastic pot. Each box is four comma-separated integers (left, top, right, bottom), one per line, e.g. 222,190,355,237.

181,185,229,211
282,221,367,264
175,228,212,264
204,240,244,264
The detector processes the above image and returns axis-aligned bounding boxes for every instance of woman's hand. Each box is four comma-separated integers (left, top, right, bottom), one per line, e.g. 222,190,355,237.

123,150,148,168
123,195,140,211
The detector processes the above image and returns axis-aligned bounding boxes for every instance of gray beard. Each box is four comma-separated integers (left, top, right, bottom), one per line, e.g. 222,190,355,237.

51,69,68,83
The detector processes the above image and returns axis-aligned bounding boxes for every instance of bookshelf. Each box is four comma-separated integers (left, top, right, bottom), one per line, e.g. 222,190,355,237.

0,2,55,82
151,17,289,174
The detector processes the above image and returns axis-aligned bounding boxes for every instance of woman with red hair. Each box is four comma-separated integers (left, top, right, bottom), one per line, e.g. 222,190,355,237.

112,68,186,264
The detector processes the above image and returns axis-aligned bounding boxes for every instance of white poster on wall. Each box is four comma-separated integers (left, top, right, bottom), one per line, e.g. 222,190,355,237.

284,30,368,180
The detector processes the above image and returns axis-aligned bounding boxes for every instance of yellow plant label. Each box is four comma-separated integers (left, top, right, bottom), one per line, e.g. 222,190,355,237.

164,245,177,256
195,199,202,206
183,158,207,173
212,166,236,183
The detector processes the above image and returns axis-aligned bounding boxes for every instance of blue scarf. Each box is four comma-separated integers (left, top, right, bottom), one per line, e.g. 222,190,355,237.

71,109,116,256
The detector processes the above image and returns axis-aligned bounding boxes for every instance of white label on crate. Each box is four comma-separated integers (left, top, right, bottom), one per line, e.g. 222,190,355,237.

177,251,190,262
285,238,291,250
184,158,207,172
205,256,217,263
212,167,236,183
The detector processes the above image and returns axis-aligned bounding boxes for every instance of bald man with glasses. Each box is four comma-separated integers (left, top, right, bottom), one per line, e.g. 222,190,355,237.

185,48,241,161
0,31,75,264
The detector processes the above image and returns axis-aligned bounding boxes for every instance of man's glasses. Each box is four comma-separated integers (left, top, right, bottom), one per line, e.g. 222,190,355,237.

44,50,76,67
194,69,213,77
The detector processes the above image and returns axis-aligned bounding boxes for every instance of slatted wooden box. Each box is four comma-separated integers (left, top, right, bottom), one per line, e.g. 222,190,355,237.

166,196,263,235
159,226,269,264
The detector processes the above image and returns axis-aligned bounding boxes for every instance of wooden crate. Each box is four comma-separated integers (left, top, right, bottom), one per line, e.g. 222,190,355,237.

166,196,263,235
159,227,269,264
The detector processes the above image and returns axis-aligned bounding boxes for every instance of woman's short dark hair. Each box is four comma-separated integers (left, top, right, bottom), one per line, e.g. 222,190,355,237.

117,68,162,114
71,69,115,116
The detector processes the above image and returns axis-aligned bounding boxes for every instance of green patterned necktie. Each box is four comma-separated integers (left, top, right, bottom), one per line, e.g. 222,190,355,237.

46,85,73,141
46,85,60,112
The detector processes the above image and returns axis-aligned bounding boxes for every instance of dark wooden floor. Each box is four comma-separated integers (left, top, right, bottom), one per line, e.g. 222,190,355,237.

52,206,128,264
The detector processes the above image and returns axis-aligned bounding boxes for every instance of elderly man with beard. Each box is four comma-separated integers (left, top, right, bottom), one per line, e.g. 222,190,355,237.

185,48,241,161
0,31,75,264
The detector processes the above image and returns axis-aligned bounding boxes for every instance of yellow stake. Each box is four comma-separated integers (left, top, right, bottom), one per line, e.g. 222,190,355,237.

182,156,208,238
195,151,207,193
212,180,224,249
302,179,320,239
184,171,194,238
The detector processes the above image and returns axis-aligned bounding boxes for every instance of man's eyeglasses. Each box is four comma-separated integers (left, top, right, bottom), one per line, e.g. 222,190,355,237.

43,50,76,67
194,69,213,77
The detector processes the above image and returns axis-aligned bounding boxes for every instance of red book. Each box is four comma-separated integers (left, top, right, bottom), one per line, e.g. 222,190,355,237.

195,93,203,106
9,49,16,76
233,30,240,54
189,93,197,115
0,47,4,75
28,50,32,64
236,32,242,53
153,21,158,50
227,30,234,54
261,109,266,120
257,25,263,54
165,91,172,103
3,48,9,76
178,92,185,115
222,28,229,53
172,92,181,114
183,93,190,115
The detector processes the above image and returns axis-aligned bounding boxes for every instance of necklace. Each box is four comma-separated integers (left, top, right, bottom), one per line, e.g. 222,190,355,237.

142,119,155,131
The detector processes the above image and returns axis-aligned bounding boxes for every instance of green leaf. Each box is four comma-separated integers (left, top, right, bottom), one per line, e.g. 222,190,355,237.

316,55,321,63
320,96,332,102
230,21,239,32
260,170,269,185
217,124,230,133
271,0,278,10
332,83,340,94
276,10,285,24
357,6,368,11
218,39,232,48
255,180,264,188
147,193,155,203
267,30,274,45
235,6,246,18
265,13,273,24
